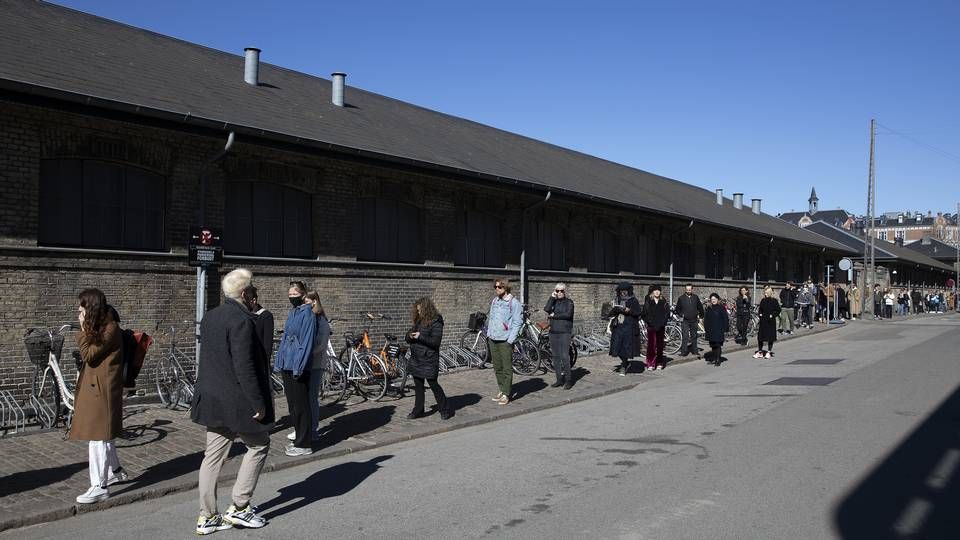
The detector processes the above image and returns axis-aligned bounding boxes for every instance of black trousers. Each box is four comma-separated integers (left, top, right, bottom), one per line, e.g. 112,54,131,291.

282,371,312,449
412,376,447,414
705,341,723,361
736,314,750,343
681,319,699,354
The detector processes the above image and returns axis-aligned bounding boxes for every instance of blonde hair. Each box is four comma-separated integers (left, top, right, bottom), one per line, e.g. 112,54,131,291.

222,268,253,300
305,291,324,315
763,285,775,298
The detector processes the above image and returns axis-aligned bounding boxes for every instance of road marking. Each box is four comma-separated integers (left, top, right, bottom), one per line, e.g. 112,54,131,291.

893,498,931,536
926,448,960,490
763,377,840,386
786,358,845,365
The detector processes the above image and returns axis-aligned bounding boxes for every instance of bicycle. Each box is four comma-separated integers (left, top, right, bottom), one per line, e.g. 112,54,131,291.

337,317,390,402
458,311,490,369
272,321,349,406
24,324,77,429
154,323,196,410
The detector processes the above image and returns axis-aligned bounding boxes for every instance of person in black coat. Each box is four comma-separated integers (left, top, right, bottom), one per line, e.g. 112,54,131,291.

608,282,642,375
755,286,781,359
405,297,451,420
642,284,669,371
191,268,272,531
734,287,752,345
544,283,575,389
675,284,704,357
703,293,729,366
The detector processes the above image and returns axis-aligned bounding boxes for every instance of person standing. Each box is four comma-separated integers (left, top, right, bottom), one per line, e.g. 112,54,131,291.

734,287,752,345
405,297,451,419
544,283,575,389
70,288,126,505
836,284,849,319
275,281,317,457
850,285,861,320
911,289,923,314
675,284,704,358
796,284,813,328
243,286,274,371
303,291,331,438
609,282,642,375
488,278,522,405
642,284,669,371
754,286,781,359
817,283,828,323
703,293,729,366
873,285,883,320
778,282,796,335
883,288,895,319
192,268,272,533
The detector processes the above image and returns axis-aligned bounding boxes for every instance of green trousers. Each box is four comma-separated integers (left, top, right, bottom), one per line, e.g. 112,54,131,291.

488,339,513,397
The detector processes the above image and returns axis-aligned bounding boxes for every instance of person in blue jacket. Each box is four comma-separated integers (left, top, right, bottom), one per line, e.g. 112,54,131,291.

275,281,316,457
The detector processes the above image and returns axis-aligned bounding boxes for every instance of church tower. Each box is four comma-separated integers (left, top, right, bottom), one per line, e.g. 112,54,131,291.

808,187,819,215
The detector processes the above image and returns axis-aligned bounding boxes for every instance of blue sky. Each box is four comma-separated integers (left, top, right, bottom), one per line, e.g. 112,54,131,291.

53,0,960,216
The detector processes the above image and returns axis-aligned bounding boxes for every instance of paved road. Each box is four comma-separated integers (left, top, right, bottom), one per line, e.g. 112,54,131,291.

8,315,959,539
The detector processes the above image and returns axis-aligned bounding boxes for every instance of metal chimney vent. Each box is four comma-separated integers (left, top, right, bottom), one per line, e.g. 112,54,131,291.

715,189,723,205
733,193,743,209
331,72,347,107
244,48,260,86
751,198,762,215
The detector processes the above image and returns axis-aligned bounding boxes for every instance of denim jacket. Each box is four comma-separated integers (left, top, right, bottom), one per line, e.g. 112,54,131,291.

487,294,522,343
275,304,317,377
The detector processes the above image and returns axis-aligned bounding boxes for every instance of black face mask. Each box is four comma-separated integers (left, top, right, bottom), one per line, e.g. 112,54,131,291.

289,296,304,308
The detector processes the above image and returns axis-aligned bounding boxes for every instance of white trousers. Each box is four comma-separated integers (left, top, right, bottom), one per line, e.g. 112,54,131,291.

88,440,121,488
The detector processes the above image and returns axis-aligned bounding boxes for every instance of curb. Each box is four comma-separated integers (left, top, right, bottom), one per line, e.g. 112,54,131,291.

0,314,896,532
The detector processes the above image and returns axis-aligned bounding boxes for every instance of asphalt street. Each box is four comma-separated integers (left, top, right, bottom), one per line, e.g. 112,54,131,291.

7,314,959,539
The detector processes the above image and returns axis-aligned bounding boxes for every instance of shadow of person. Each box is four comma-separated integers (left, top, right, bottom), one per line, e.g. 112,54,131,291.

445,393,481,412
511,378,547,401
0,461,89,497
258,455,393,520
312,405,396,450
569,367,590,383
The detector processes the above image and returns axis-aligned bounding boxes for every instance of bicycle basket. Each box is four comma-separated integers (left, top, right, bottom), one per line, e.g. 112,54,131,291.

24,331,64,368
468,312,488,331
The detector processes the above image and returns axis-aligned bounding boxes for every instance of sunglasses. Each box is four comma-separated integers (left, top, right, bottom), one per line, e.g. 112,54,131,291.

555,289,565,293
494,285,504,290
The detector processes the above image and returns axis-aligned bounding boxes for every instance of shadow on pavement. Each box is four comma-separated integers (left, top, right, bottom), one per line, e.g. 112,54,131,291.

570,367,590,383
0,461,88,497
258,455,392,520
511,378,547,401
313,405,396,450
447,393,481,412
833,384,960,539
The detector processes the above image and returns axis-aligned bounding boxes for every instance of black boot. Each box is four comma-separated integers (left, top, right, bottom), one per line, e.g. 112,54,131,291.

563,374,573,390
550,373,564,388
406,410,424,419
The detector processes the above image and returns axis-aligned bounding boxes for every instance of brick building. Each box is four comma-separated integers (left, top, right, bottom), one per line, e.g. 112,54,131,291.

0,1,861,400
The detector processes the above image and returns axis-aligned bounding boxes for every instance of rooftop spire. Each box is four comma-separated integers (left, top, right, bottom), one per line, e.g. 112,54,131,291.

808,186,819,215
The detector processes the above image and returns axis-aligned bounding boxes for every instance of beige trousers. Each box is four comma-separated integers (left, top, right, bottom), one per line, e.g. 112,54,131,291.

198,427,270,517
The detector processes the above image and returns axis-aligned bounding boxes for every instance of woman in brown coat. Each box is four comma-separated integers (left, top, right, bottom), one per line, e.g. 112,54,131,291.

69,288,126,504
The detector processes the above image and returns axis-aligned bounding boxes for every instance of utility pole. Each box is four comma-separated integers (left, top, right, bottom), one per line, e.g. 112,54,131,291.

864,119,877,315
956,201,959,311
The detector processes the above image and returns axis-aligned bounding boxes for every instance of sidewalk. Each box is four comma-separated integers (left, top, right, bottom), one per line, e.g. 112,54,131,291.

0,319,852,532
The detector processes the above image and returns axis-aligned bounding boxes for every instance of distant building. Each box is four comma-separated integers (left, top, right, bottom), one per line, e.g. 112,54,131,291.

778,187,856,230
855,211,958,244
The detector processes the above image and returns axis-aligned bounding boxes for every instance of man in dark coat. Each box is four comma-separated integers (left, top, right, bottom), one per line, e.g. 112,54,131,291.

191,268,273,534
703,293,729,366
675,284,704,357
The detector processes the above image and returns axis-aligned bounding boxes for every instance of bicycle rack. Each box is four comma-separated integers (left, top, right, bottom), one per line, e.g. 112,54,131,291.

0,390,26,436
29,393,56,429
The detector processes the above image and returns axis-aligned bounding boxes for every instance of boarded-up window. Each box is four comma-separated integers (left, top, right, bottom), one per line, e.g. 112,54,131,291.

455,211,503,267
39,159,165,251
527,217,566,271
588,229,618,273
225,182,312,258
706,243,725,279
358,198,421,263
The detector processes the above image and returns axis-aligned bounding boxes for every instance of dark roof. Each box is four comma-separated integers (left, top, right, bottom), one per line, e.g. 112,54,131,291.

904,238,959,262
804,221,954,271
0,0,855,253
779,209,851,227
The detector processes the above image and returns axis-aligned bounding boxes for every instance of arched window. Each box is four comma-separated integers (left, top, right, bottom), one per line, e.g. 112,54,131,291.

224,182,312,258
39,159,166,250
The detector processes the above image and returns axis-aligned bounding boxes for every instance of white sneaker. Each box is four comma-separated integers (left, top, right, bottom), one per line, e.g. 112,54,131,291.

285,446,313,457
286,430,296,441
106,468,128,486
76,485,109,504
223,504,267,529
491,391,504,402
196,514,232,535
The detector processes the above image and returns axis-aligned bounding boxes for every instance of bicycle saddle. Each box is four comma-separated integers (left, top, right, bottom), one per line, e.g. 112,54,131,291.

384,333,398,341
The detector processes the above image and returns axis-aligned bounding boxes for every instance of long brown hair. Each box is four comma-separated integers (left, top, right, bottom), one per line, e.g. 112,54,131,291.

305,291,325,316
411,297,439,326
78,288,110,345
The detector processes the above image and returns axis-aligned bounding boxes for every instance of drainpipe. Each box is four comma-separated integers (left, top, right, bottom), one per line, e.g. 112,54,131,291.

195,132,235,367
520,191,552,306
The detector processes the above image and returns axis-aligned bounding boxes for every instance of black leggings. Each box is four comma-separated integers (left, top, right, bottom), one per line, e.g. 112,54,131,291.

412,376,447,414
757,341,774,352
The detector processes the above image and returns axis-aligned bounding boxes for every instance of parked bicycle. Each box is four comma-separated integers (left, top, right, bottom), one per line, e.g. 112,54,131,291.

458,311,490,369
24,324,77,429
460,310,540,375
154,323,196,410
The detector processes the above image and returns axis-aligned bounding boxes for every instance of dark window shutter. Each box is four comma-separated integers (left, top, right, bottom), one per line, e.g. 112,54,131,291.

225,183,253,255
374,198,398,261
396,201,420,263
283,188,312,258
39,159,82,246
252,183,283,257
483,216,502,267
358,198,377,261
81,161,124,248
124,168,165,250
454,211,469,265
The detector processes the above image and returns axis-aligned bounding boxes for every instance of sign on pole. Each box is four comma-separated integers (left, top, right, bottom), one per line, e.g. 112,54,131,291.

188,227,223,267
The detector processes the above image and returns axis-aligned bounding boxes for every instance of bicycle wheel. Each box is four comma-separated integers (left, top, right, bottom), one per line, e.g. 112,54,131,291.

458,330,488,368
748,315,759,336
270,372,285,396
390,349,410,396
155,354,179,407
31,366,61,428
337,347,355,402
355,352,388,401
569,342,579,368
664,324,683,356
539,339,555,373
320,358,347,405
511,337,541,375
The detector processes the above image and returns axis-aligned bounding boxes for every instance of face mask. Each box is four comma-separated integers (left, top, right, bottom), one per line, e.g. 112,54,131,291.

289,296,304,307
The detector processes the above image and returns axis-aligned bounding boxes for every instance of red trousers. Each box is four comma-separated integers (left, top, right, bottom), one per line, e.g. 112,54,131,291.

646,327,665,367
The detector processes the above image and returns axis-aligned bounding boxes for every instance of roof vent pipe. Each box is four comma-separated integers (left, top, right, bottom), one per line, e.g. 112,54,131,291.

751,198,762,215
331,72,346,107
715,189,723,205
244,48,260,86
733,193,743,209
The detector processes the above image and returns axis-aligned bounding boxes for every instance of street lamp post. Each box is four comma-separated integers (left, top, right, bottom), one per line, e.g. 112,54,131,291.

519,191,551,306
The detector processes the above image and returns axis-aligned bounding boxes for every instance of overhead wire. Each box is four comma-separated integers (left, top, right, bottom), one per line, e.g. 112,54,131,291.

875,122,960,164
